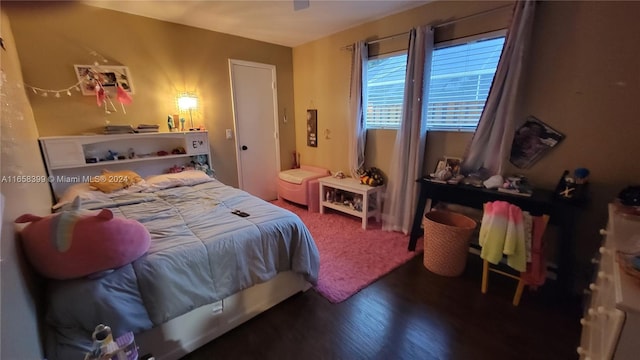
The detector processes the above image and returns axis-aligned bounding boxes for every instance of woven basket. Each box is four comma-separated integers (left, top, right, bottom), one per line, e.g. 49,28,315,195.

423,210,476,277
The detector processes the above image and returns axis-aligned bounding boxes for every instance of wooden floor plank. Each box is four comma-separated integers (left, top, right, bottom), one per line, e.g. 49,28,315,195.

182,255,581,360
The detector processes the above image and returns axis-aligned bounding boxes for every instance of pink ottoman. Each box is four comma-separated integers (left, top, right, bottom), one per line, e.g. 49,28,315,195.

277,165,330,212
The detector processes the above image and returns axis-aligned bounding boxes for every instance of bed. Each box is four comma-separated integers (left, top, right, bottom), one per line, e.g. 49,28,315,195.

32,133,320,360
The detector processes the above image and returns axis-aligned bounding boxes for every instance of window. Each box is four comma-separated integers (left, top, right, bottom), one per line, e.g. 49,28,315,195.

365,32,505,131
427,34,505,131
365,52,408,129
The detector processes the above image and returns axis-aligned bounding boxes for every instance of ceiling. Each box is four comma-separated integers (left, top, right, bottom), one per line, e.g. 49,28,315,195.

84,0,430,47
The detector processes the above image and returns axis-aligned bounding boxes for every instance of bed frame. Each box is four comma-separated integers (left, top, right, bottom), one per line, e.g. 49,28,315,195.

136,272,310,360
38,132,313,359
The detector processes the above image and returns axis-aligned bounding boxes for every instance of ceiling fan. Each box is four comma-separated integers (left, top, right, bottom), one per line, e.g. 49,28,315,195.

293,0,310,11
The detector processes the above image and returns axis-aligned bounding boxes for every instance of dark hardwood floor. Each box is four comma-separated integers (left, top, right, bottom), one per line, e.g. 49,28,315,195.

182,255,582,360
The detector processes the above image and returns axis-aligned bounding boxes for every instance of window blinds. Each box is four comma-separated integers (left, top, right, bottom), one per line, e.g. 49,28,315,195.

366,53,408,129
426,36,505,131
364,35,505,131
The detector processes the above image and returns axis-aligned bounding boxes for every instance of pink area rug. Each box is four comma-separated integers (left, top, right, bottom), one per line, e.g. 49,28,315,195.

272,199,424,303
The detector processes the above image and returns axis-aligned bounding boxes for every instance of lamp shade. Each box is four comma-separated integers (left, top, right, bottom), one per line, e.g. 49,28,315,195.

177,94,198,111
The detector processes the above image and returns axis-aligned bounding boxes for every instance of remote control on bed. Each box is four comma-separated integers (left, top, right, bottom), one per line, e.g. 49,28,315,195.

231,210,250,217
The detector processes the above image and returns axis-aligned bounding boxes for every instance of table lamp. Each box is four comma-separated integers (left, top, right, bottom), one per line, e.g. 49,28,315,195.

177,93,198,130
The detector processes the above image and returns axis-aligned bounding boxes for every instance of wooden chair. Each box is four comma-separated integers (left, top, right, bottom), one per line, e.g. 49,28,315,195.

480,211,549,306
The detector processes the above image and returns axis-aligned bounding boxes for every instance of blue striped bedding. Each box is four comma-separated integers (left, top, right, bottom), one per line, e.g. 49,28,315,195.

46,179,319,359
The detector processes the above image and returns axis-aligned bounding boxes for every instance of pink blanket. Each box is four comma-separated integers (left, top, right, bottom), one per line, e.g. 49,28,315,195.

479,201,526,272
479,201,548,286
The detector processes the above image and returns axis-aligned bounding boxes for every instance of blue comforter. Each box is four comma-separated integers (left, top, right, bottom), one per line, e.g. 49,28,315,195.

46,180,319,359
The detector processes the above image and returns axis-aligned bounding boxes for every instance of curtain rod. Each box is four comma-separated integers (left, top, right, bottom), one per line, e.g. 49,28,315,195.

340,3,513,50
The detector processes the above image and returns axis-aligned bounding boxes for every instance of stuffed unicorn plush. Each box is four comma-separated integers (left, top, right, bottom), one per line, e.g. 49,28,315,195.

15,197,150,280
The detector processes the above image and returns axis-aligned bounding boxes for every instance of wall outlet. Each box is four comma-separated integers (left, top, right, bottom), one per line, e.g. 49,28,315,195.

225,129,233,140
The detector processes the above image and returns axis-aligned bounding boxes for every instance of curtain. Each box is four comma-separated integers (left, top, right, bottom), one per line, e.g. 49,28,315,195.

348,41,368,178
461,0,536,176
382,26,434,234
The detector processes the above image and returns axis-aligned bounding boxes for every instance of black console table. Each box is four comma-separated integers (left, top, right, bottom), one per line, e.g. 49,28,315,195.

409,178,582,295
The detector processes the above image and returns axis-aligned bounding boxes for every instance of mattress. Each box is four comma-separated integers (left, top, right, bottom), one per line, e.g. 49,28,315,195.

45,179,320,359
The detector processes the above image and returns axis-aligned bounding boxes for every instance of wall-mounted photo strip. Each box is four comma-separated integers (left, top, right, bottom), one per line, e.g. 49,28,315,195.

74,65,134,96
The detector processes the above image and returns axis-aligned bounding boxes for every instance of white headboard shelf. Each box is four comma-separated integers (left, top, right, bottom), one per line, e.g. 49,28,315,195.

39,131,211,200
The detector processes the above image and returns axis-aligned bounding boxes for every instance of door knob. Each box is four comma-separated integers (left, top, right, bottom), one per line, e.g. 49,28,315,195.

241,145,248,150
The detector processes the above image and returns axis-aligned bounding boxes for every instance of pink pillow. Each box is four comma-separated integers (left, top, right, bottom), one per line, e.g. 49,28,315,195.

15,199,151,280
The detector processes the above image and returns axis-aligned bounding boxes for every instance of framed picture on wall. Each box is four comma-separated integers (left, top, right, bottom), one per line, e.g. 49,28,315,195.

307,109,318,147
509,116,564,169
74,65,134,96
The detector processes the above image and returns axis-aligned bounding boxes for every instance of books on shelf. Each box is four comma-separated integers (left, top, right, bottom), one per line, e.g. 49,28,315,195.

135,124,159,133
103,125,135,134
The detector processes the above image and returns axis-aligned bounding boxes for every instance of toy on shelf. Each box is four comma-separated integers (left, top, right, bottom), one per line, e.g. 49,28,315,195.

358,167,385,187
191,154,214,177
171,146,186,154
107,150,118,161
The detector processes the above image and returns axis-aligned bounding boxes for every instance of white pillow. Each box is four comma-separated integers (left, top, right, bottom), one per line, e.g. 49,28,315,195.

144,170,213,190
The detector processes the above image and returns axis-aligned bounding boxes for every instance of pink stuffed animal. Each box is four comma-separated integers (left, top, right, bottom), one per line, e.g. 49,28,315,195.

15,198,151,280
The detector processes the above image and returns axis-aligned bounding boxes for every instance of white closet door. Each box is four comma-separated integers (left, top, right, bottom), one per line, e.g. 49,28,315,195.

229,59,280,200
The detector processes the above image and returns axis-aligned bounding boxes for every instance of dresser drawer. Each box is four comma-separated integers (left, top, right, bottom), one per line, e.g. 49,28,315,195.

578,217,640,360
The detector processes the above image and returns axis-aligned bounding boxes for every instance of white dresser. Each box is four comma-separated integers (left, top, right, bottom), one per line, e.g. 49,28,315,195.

577,204,640,360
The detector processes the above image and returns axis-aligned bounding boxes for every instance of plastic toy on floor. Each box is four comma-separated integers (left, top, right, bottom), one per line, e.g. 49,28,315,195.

84,324,138,360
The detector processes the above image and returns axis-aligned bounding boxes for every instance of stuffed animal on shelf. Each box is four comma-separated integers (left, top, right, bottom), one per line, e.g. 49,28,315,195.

107,150,118,161
358,167,385,187
191,155,214,177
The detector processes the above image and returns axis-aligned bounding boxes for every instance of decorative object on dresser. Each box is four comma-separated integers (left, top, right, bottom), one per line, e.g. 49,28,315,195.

577,203,640,359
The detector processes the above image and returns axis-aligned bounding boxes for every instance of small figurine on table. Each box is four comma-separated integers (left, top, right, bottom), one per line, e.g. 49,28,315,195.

559,184,575,198
574,168,590,184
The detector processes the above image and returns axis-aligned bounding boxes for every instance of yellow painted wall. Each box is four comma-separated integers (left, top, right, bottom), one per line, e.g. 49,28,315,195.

293,0,640,289
292,0,511,176
1,9,51,360
4,1,297,187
